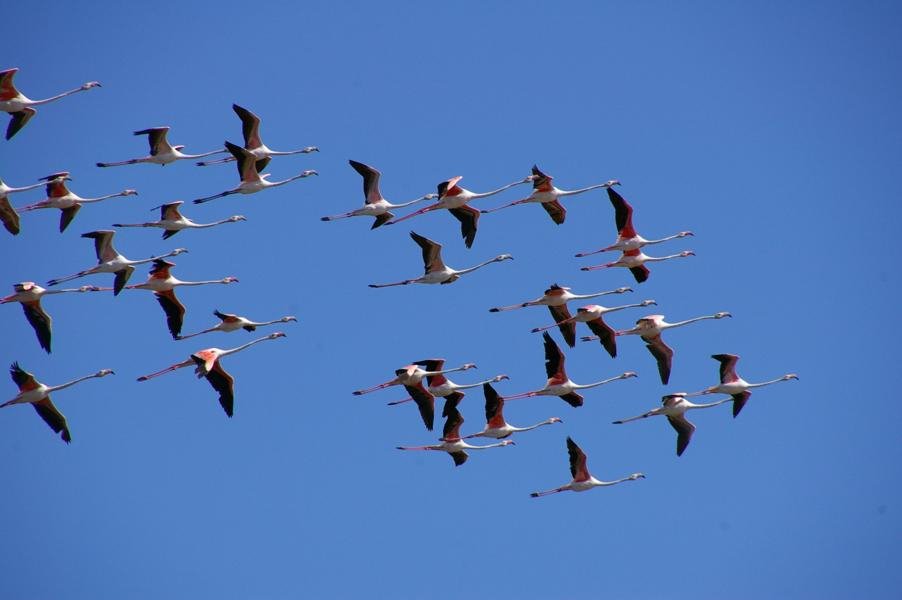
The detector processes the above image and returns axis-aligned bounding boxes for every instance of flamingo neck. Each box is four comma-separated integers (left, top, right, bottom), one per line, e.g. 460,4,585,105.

392,195,433,209
645,252,689,263
81,192,128,203
747,377,792,389
573,375,625,390
469,180,527,199
29,86,87,106
455,257,501,276
219,335,277,358
664,315,719,330
47,373,102,393
556,183,610,197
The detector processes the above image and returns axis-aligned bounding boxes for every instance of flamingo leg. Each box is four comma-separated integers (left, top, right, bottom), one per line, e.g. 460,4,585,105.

136,359,194,381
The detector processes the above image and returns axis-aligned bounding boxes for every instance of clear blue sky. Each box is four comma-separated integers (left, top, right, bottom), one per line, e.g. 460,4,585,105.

2,2,900,598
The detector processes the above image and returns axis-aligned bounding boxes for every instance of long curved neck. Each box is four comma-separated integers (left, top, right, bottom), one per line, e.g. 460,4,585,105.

557,183,610,197
747,377,792,389
449,375,502,390
605,301,653,314
271,172,310,187
596,476,635,487
5,181,46,194
172,278,230,287
179,149,227,160
456,258,501,276
30,86,88,106
469,180,527,199
463,440,509,450
246,318,288,327
664,315,718,330
688,398,732,410
47,373,101,393
201,218,240,227
80,192,128,204
267,148,313,156
644,232,686,245
391,195,432,209
573,374,626,390
645,252,688,263
130,250,185,266
513,419,556,433
220,335,277,358
570,289,621,300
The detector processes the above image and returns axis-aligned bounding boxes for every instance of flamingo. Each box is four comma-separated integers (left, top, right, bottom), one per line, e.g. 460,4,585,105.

196,104,318,170
613,393,731,456
114,201,246,239
396,403,515,467
575,187,693,256
0,175,47,233
686,354,798,417
480,165,619,224
503,332,637,407
97,127,225,167
135,332,286,417
193,141,317,204
463,382,562,440
46,230,187,295
353,360,477,431
530,299,657,358
177,310,297,341
1,282,102,353
1,362,113,443
18,172,137,232
610,312,732,385
488,283,632,347
369,231,512,288
320,160,435,229
0,68,100,140
530,437,645,497
580,249,695,283
0,174,47,197
386,357,508,412
119,259,238,339
385,174,531,247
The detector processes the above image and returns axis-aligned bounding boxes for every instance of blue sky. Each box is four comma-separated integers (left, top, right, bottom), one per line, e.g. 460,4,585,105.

2,2,900,598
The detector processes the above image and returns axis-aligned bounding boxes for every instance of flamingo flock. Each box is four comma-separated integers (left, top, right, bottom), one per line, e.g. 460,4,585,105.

2,65,798,502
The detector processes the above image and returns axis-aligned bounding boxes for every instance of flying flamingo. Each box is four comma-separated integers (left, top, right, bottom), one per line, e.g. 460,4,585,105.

386,174,531,247
396,404,515,467
136,332,286,417
97,127,225,167
1,282,102,353
119,259,238,339
19,171,137,232
0,68,100,140
575,187,693,256
530,437,645,497
177,310,297,340
503,332,637,407
489,283,632,347
196,104,318,170
613,392,731,456
610,312,732,385
320,160,435,229
463,382,562,440
369,231,512,288
0,174,47,234
114,201,246,239
686,354,798,417
580,249,695,283
353,360,477,431
530,299,657,358
193,141,317,204
1,362,114,443
480,165,619,224
46,230,187,295
386,357,508,413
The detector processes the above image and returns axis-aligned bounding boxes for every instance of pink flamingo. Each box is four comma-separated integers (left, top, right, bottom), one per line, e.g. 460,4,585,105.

19,171,137,232
480,165,618,224
575,187,693,256
463,382,562,440
386,357,508,412
0,174,48,235
686,354,798,417
396,404,514,467
136,332,286,417
2,362,113,443
197,104,318,170
320,160,435,229
0,68,100,140
530,437,645,497
1,281,102,353
613,393,731,456
177,310,297,341
580,248,695,283
489,283,631,347
386,174,531,247
531,299,657,357
504,332,636,407
114,201,245,239
97,127,225,167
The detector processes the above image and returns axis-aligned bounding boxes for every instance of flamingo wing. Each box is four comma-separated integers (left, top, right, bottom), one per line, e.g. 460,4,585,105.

409,231,445,274
530,164,552,187
225,140,258,182
348,160,382,204
160,201,184,221
483,382,505,428
449,450,469,466
81,230,118,263
202,361,235,417
437,176,463,199
607,187,636,238
449,205,480,248
418,359,446,386
6,108,35,140
232,104,263,149
542,332,567,382
560,391,584,407
566,437,591,482
547,304,576,348
113,266,135,296
59,205,81,233
135,127,171,155
541,199,566,225
33,397,71,443
731,391,752,418
0,68,20,101
585,316,617,358
154,289,186,339
629,264,650,284
645,336,674,385
712,353,741,383
372,213,393,229
22,300,52,353
441,405,464,441
403,382,435,431
667,414,696,456
9,362,39,391
441,391,464,418
0,195,20,235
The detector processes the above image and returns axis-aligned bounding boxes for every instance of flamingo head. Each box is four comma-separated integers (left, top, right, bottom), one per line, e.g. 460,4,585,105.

614,287,632,294
679,251,696,257
549,417,564,424
621,371,638,379
300,170,318,177
174,145,186,151
493,374,510,382
170,248,189,256
461,363,477,371
221,277,239,284
121,189,139,196
713,312,732,319
79,285,102,292
422,192,439,200
229,215,247,222
604,179,621,187
641,299,657,306
81,81,102,90
303,146,320,153
783,374,799,381
268,332,287,340
95,369,115,377
678,231,694,237
281,316,298,323
500,440,516,447
628,473,646,480
494,254,514,262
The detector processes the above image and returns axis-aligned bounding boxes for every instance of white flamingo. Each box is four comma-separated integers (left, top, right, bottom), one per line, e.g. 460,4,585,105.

0,174,50,234
530,299,656,357
19,171,137,232
613,393,731,456
686,354,798,417
369,231,512,288
114,201,245,239
580,249,695,283
97,127,225,167
0,68,100,140
1,282,102,353
463,382,562,439
178,310,297,340
387,357,507,409
530,437,645,497
396,404,515,467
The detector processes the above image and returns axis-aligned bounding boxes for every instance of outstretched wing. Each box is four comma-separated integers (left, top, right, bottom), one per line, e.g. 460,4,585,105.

667,414,696,456
232,104,263,149
203,362,235,417
585,316,617,358
541,200,566,225
33,397,71,443
21,300,52,353
349,160,382,204
154,290,186,339
409,231,445,274
607,187,636,238
645,336,674,385
403,382,435,432
0,195,20,235
542,332,567,383
547,304,575,348
449,205,480,248
566,437,590,481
